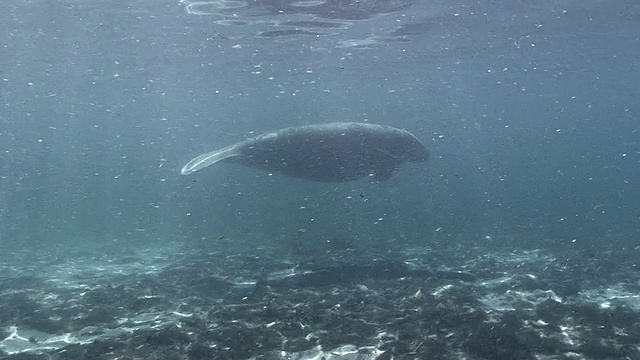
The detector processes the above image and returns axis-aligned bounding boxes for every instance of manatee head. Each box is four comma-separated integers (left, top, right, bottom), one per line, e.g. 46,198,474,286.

398,129,429,163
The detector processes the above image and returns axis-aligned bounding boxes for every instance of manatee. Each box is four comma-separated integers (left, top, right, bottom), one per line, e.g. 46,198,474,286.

181,122,428,182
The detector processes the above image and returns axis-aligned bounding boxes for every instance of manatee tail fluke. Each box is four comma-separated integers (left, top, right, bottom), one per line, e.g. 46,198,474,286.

181,146,238,175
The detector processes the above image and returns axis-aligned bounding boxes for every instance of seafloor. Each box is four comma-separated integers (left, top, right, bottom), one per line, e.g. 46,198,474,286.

1,232,639,360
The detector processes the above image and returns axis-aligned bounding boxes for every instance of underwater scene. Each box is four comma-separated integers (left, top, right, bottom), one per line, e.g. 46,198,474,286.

1,0,639,358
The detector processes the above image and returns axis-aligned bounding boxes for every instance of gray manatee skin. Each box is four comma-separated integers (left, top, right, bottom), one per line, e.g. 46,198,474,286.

181,122,429,182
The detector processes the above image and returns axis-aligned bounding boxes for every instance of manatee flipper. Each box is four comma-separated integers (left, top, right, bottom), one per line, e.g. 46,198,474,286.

369,145,400,181
374,164,398,181
181,145,239,175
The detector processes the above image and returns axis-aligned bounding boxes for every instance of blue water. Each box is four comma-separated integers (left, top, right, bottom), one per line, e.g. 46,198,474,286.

0,0,638,252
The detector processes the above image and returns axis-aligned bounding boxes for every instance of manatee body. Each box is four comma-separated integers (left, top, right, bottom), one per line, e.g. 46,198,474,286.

181,122,428,182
